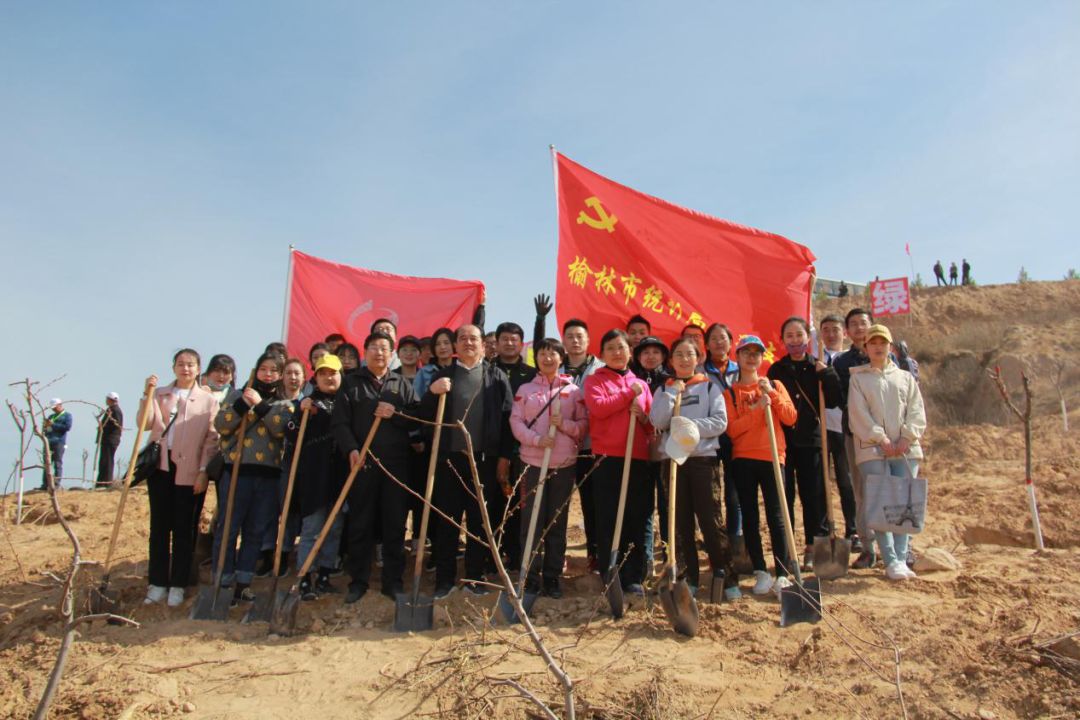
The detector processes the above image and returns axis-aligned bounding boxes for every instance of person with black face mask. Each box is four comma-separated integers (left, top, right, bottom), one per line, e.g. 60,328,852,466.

766,317,842,571
213,351,294,605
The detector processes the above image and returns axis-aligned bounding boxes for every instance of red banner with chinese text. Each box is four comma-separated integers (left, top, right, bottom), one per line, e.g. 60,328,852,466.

285,250,483,367
554,152,817,360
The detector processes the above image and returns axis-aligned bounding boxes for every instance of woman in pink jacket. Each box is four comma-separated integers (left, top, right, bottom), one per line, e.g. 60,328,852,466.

139,348,221,608
584,328,653,596
510,338,588,599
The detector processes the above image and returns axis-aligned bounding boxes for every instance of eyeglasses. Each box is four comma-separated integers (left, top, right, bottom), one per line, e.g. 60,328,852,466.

672,352,697,360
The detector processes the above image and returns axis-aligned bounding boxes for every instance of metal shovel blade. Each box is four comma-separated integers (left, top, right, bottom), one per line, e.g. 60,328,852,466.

242,581,276,624
708,571,726,605
394,591,434,632
779,577,822,627
88,582,117,615
497,588,539,625
268,589,301,636
189,585,232,622
658,571,699,637
812,535,851,580
604,567,624,620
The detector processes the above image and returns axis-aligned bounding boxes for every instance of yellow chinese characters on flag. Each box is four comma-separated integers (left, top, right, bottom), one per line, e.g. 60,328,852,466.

553,151,817,355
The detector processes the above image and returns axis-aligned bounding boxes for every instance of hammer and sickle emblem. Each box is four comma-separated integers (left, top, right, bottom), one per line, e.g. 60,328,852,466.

576,196,618,233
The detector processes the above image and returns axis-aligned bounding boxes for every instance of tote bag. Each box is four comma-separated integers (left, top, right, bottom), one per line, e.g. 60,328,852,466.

864,458,928,535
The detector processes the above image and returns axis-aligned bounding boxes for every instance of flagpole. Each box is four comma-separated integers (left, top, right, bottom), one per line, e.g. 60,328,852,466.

281,244,295,343
549,144,560,329
809,270,819,356
906,243,915,328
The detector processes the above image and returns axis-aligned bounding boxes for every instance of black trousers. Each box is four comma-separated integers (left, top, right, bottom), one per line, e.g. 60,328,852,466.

826,431,857,537
575,453,598,560
671,457,734,586
346,457,410,592
519,464,575,585
147,462,197,588
431,452,500,588
43,442,64,488
592,455,650,588
731,458,793,578
96,441,118,487
783,445,828,546
407,446,427,541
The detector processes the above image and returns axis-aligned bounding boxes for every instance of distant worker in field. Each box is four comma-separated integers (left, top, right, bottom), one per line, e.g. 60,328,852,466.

962,259,971,286
96,392,123,489
933,260,946,286
43,398,73,489
949,262,958,286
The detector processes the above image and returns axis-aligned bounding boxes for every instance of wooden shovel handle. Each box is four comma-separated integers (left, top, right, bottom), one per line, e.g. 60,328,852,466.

101,386,156,576
765,403,803,585
667,392,683,574
212,371,257,591
272,408,309,576
295,414,384,580
411,394,446,588
817,380,838,538
611,406,638,553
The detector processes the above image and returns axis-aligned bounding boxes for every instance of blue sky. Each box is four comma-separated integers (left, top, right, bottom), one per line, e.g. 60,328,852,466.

2,3,1078,489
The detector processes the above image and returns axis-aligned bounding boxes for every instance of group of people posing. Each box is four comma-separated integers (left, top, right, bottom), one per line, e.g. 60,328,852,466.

133,297,927,613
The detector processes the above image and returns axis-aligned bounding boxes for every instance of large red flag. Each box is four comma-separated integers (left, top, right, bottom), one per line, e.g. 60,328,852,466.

285,250,483,365
554,152,816,361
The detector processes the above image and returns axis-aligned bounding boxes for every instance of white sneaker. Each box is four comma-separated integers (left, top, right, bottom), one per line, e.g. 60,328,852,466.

166,587,185,607
751,570,774,595
724,585,743,601
885,561,909,581
901,565,918,580
773,576,793,595
144,585,167,605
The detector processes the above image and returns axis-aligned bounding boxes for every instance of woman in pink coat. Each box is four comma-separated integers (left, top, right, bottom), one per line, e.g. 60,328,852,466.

510,338,588,598
139,348,220,608
584,328,653,596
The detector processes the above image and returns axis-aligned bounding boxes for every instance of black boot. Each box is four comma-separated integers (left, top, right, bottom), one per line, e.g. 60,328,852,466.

315,569,339,595
254,549,274,578
300,574,316,601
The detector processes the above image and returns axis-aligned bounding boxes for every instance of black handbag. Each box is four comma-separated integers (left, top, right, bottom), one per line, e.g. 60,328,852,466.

132,411,178,487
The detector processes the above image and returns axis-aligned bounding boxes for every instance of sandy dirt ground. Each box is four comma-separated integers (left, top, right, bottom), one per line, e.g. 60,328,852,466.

3,281,1080,719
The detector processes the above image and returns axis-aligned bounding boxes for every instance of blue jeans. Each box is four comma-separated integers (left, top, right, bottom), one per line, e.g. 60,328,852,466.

297,508,344,574
858,458,919,567
213,471,278,585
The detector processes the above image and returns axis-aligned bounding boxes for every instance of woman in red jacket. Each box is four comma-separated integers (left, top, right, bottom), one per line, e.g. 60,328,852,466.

584,329,653,596
724,336,798,596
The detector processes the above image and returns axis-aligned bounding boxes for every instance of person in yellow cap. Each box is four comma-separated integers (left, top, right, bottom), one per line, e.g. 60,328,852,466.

288,352,348,600
847,324,927,581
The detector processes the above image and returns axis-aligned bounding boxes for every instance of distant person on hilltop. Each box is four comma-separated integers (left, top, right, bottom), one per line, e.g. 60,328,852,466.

95,392,123,489
949,262,958,286
838,281,849,298
42,398,73,489
933,260,946,286
962,259,971,286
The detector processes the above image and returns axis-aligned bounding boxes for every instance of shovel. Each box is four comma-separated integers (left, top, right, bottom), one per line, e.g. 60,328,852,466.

190,414,251,620
271,416,383,636
604,407,637,619
394,395,445,632
812,380,849,580
88,387,155,618
245,408,309,623
499,419,558,624
656,392,699,637
765,403,821,627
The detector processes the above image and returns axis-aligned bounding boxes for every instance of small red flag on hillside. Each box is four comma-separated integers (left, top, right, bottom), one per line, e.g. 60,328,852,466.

553,151,817,359
284,250,483,366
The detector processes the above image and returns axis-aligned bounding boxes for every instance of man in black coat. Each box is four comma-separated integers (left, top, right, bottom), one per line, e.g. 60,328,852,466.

332,332,419,603
421,324,513,599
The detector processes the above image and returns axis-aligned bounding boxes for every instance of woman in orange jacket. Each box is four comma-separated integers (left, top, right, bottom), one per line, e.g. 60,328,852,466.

723,336,798,596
